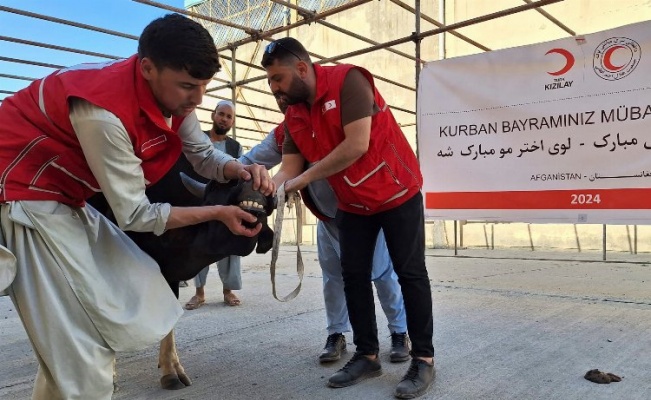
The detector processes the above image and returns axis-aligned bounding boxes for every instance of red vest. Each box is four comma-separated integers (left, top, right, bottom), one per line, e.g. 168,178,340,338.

273,121,285,152
284,64,422,215
0,56,184,206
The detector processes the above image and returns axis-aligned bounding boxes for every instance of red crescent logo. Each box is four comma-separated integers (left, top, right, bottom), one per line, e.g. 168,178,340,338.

593,37,641,81
603,45,628,72
546,48,575,76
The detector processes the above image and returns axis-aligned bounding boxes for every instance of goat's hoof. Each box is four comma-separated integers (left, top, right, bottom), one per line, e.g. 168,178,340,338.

160,374,189,390
179,372,192,387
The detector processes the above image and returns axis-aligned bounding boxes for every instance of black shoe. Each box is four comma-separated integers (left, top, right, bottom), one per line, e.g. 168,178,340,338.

390,332,411,363
394,358,435,399
319,333,346,363
328,352,382,388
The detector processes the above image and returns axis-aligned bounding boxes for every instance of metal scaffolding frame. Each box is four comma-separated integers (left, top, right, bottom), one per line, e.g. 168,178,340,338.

1,0,640,260
0,0,568,133
0,0,567,124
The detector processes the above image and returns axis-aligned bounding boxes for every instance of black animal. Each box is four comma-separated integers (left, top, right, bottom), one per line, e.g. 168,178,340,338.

88,155,274,389
90,155,274,294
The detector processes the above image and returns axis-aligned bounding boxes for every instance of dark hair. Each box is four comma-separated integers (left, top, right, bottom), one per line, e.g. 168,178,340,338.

261,37,310,68
138,13,220,79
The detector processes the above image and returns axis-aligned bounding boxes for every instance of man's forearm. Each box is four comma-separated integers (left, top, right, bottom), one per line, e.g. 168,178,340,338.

165,205,225,230
272,169,297,188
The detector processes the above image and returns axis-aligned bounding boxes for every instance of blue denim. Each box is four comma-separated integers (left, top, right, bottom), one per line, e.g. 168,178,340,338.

318,219,407,335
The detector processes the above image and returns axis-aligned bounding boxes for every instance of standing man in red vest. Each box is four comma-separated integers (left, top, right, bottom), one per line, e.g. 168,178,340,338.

261,38,434,399
241,95,410,365
0,14,272,399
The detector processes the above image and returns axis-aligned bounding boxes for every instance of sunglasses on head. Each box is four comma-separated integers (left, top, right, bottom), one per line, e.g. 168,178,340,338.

265,41,302,61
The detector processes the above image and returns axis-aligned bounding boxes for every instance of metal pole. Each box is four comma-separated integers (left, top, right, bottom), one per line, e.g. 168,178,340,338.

0,35,119,60
219,0,374,52
0,56,63,69
0,5,138,40
209,0,563,92
231,47,237,140
522,0,575,35
460,221,464,249
391,0,489,52
454,220,458,256
319,0,564,64
134,0,256,34
439,0,446,59
602,224,607,261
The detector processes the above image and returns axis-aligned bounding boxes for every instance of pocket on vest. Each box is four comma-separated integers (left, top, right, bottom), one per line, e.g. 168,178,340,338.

342,160,407,211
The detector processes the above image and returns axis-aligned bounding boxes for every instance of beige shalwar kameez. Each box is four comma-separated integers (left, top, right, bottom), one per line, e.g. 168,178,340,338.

0,100,234,399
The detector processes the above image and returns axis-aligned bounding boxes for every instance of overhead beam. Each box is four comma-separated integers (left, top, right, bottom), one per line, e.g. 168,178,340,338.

220,0,373,51
522,0,575,36
0,56,63,69
318,0,565,64
0,5,138,40
132,0,260,35
389,0,490,52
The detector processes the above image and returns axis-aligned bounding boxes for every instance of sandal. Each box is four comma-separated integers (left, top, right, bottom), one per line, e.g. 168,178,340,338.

184,295,205,310
223,292,241,306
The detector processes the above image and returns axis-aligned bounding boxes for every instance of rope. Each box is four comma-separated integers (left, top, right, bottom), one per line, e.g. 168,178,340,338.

269,184,304,302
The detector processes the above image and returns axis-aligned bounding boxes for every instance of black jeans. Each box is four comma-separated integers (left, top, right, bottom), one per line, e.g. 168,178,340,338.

337,192,434,358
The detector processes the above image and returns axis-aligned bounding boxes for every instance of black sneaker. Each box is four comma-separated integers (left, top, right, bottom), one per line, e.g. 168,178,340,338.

394,358,435,399
390,332,411,363
319,333,346,363
328,352,382,388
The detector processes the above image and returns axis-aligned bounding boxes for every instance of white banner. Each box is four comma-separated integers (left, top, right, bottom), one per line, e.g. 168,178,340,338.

418,20,651,224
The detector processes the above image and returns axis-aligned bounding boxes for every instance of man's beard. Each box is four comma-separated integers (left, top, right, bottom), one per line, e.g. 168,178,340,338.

278,74,310,105
212,125,231,135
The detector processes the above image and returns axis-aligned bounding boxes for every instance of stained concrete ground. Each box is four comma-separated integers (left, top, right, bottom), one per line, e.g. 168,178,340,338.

1,246,650,400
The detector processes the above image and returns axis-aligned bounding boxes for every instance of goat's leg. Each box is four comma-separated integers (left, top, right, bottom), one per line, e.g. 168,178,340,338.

159,330,192,390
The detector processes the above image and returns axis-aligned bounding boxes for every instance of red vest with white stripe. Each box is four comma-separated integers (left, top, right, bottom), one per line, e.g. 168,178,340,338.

284,64,423,215
0,55,184,206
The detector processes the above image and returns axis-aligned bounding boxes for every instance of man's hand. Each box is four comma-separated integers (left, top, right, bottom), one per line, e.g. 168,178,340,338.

283,174,310,193
237,163,275,196
219,205,262,237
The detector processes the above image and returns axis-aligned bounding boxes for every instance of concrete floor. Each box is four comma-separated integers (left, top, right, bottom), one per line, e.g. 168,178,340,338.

1,246,650,400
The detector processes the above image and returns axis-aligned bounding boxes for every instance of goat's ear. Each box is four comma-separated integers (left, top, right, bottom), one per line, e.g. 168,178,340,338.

179,172,206,198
